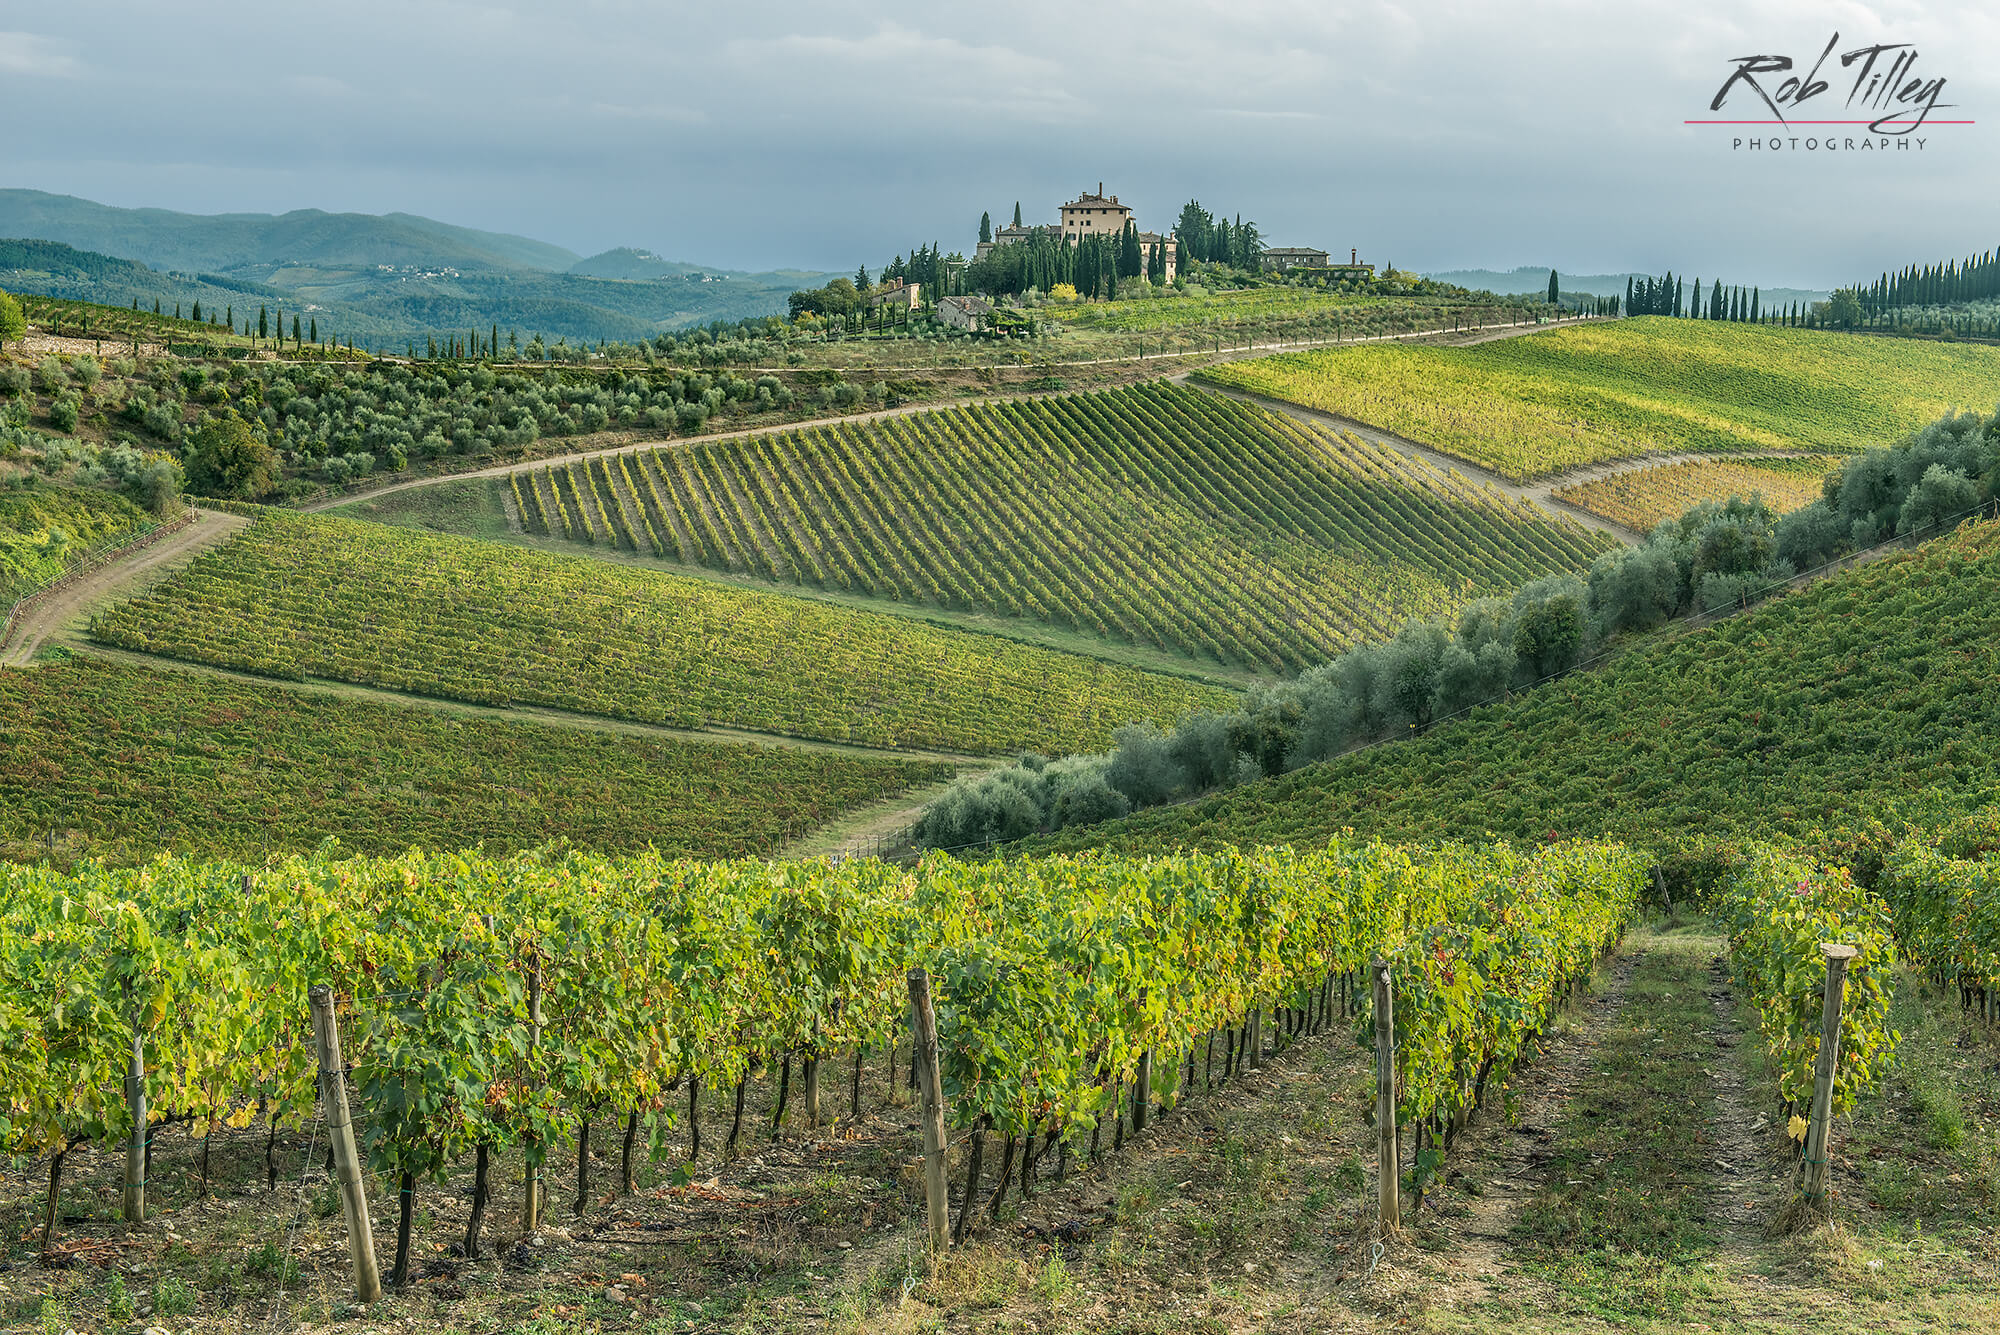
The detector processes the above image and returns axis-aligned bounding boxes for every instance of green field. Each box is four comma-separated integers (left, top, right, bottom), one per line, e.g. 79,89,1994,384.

1201,319,2000,481
87,510,1229,754
510,383,1614,672
1028,517,2000,866
0,654,947,864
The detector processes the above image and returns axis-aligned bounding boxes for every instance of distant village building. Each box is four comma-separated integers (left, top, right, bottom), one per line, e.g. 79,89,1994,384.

869,277,922,310
974,184,1176,283
936,294,993,331
1261,246,1330,272
1262,245,1376,279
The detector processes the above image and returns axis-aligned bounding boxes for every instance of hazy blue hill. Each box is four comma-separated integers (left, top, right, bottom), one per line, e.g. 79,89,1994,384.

0,194,838,349
0,236,297,315
0,235,817,348
0,190,581,275
569,247,706,279
1423,264,1831,308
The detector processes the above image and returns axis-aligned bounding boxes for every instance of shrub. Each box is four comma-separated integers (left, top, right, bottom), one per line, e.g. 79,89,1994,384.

0,362,32,398
48,394,79,432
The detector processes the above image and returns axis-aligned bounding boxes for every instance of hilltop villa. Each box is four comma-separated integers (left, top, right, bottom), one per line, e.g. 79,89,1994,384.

977,184,1178,283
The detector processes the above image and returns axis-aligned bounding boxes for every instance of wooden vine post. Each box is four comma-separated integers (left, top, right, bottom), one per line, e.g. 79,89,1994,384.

122,980,146,1225
906,967,950,1255
1372,959,1400,1233
1800,943,1858,1214
309,985,382,1304
1132,989,1151,1133
523,959,544,1231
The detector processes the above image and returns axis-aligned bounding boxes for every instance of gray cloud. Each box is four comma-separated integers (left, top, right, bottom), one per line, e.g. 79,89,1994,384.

0,0,1994,286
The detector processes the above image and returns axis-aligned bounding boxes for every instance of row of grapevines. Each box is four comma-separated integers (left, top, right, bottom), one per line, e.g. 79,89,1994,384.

1712,846,1899,1116
1880,838,2000,998
0,837,1644,1252
86,510,1229,755
515,383,1614,672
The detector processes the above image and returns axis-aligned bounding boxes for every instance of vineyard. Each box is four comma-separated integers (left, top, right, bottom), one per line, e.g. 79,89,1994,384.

87,511,1229,755
1553,455,1836,532
1200,319,2000,481
510,383,1615,672
0,656,946,864
0,837,1645,1271
1031,517,2000,872
0,485,153,598
1042,287,1530,338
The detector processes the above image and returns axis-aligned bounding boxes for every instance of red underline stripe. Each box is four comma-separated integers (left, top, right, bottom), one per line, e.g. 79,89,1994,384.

1683,119,1974,124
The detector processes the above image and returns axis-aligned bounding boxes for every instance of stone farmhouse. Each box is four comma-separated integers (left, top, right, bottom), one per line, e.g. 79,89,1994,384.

1263,245,1376,279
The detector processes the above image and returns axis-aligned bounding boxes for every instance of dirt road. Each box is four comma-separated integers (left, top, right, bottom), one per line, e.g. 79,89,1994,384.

1,509,249,667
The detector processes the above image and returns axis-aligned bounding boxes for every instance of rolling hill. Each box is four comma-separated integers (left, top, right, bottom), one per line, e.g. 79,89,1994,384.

0,190,838,348
1202,319,2000,481
509,382,1617,673
1024,517,2000,867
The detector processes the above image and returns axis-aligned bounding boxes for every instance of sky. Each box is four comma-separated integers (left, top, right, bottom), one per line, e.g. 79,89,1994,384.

2,0,1995,287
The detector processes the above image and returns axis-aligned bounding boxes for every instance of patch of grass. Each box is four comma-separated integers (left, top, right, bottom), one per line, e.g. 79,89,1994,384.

152,1273,196,1317
1841,969,2000,1227
1510,932,1723,1316
327,476,513,540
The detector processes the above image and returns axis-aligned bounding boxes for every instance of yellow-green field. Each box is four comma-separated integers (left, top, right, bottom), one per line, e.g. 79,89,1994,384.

1554,455,1837,532
1201,319,2000,481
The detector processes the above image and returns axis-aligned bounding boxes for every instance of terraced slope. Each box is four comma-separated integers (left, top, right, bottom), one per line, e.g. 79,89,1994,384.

1202,319,2000,481
1554,455,1836,532
1027,518,2000,860
88,511,1228,755
0,655,947,865
509,383,1616,673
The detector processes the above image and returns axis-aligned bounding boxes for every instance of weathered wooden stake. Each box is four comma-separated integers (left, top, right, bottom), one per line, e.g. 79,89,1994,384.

309,984,382,1303
1372,960,1400,1233
803,1054,820,1128
1800,943,1858,1214
1133,1050,1152,1133
523,961,544,1231
122,984,146,1225
907,967,950,1254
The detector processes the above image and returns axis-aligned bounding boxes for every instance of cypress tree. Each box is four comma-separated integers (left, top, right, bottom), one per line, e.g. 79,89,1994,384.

1625,276,1634,312
1012,201,1022,228
309,317,317,344
258,306,268,339
1547,269,1559,304
1691,278,1702,317
979,211,992,244
292,314,301,345
192,300,202,323
1750,287,1759,322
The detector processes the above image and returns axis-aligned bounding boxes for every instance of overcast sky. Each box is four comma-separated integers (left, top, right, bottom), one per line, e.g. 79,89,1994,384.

2,1,1995,285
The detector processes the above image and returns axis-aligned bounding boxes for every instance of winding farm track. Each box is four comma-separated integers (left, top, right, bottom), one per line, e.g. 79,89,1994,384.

0,508,250,667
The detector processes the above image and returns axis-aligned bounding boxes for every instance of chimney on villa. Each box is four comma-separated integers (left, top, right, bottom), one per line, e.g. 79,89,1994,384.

1351,248,1358,264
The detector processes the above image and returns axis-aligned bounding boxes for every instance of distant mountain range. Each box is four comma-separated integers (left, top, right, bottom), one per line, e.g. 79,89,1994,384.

0,190,838,349
1424,265,1832,309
